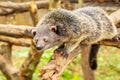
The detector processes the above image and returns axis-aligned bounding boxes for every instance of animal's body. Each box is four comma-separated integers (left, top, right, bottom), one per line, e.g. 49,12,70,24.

31,7,118,69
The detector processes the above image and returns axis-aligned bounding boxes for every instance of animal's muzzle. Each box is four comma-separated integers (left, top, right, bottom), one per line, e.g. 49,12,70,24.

36,45,44,50
34,37,48,50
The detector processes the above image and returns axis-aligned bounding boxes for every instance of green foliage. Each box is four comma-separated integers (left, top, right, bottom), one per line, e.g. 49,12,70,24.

0,46,120,80
0,72,6,80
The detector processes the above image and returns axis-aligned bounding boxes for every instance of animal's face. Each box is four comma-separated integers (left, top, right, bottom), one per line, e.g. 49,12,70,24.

31,22,69,50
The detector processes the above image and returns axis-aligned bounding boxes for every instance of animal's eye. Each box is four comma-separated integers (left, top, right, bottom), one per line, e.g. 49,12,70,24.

50,26,57,32
28,28,36,36
32,30,36,36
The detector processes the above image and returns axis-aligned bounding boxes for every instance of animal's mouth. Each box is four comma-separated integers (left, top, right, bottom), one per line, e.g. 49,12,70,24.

36,45,44,50
35,43,46,50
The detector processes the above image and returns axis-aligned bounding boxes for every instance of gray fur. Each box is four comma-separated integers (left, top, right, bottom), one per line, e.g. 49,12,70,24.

33,7,117,53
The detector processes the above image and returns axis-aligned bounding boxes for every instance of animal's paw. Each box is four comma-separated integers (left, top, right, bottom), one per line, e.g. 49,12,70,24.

54,48,68,58
112,34,120,41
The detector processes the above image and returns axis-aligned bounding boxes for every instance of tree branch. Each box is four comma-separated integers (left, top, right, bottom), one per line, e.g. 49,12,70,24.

98,39,120,48
0,36,31,47
0,24,33,38
0,0,49,16
40,43,82,80
83,2,120,12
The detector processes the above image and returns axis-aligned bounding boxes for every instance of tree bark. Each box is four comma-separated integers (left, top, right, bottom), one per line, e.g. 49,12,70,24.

40,43,82,80
0,35,31,47
0,43,19,80
81,45,95,80
0,24,33,38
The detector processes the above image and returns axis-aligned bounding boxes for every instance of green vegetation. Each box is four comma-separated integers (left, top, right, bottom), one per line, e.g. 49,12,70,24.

0,46,120,80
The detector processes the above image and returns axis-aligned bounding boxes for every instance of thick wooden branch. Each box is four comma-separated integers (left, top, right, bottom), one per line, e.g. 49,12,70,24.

81,45,95,80
0,36,31,47
40,43,82,80
98,39,120,48
83,2,120,12
0,24,33,38
0,0,49,15
0,1,119,16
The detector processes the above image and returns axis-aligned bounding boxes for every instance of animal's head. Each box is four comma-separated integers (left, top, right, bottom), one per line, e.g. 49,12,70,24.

31,9,80,50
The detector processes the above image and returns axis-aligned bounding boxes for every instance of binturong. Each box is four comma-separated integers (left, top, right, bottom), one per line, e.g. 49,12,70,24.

30,7,118,69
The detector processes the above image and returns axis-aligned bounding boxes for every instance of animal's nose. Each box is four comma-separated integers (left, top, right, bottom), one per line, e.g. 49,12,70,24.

36,45,44,50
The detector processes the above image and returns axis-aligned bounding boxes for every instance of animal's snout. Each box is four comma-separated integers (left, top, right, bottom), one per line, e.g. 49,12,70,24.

34,37,48,50
36,45,44,50
35,37,48,44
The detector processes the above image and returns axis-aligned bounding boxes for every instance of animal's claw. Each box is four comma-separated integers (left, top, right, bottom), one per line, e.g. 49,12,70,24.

54,48,68,58
112,34,120,41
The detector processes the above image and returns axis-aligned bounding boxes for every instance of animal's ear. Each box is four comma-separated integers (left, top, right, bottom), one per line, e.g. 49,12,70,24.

27,28,37,36
50,26,57,32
